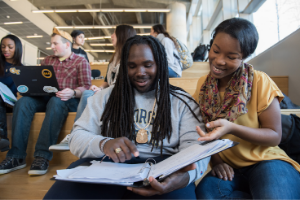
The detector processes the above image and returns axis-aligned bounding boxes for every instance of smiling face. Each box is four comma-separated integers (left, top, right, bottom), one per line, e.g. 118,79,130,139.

209,32,243,84
1,38,15,63
75,33,85,46
127,44,158,93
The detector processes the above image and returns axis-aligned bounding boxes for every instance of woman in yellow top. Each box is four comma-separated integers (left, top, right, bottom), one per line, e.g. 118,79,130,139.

194,18,300,199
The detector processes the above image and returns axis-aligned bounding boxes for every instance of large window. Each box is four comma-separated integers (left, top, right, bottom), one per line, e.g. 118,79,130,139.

253,0,300,55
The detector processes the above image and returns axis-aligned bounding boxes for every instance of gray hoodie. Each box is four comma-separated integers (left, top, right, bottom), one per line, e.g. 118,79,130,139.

69,86,210,185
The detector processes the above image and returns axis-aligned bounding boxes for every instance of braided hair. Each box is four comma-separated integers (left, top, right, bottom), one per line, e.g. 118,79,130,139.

101,35,202,154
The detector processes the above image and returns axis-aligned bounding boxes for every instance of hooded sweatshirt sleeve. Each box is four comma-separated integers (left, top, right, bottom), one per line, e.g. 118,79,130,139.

69,86,114,158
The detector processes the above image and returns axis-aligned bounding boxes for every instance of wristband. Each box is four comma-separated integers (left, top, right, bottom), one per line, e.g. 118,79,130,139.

72,89,76,98
100,138,113,153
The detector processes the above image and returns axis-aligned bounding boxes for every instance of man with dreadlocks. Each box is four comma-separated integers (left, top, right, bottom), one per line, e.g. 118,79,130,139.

44,35,209,199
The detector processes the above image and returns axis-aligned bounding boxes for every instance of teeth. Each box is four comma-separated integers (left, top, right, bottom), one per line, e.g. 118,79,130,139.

214,66,221,72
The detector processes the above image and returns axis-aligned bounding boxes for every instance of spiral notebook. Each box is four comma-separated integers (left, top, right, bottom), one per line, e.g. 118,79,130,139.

54,139,238,187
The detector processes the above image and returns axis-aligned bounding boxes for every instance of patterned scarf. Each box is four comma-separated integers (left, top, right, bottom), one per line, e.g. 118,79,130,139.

199,62,254,131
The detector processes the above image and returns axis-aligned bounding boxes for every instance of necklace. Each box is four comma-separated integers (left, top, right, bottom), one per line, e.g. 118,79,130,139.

135,98,156,144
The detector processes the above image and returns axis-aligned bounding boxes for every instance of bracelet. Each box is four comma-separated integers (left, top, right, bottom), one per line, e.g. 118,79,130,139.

100,138,113,153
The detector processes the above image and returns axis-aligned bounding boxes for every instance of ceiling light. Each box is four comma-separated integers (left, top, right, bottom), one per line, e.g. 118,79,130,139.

90,43,113,46
4,21,23,25
32,8,170,13
37,57,45,60
85,36,111,40
27,35,43,38
55,25,151,29
46,47,52,50
6,16,10,19
85,33,150,41
74,26,94,29
132,25,152,29
125,9,147,12
147,9,170,12
46,42,50,45
78,9,101,12
32,10,54,13
55,10,78,13
85,50,115,53
101,9,124,12
56,26,115,29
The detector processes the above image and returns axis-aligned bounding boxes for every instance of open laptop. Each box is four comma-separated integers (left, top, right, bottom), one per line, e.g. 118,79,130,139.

9,66,60,96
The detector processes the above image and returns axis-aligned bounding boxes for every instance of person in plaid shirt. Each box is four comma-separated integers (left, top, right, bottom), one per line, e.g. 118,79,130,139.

0,28,91,176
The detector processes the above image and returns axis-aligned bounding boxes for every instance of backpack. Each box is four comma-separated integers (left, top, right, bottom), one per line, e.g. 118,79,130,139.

171,36,193,70
193,44,208,62
279,114,300,164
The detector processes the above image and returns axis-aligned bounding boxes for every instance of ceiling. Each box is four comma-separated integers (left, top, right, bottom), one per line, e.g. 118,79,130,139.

0,0,191,60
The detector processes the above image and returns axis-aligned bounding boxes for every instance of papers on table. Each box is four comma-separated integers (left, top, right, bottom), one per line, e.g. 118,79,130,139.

0,82,17,106
54,139,236,186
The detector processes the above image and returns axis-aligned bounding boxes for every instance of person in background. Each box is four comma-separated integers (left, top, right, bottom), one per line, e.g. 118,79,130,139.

0,28,91,176
71,30,89,62
44,35,209,199
150,24,182,78
194,18,300,199
0,34,22,152
50,25,136,150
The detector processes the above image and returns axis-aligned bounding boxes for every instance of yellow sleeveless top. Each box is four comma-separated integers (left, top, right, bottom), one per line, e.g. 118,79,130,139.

193,70,300,172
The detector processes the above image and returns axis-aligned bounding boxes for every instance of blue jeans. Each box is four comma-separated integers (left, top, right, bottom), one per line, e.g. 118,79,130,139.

44,156,197,199
6,96,79,161
196,160,300,199
0,97,12,139
74,90,95,122
168,67,181,78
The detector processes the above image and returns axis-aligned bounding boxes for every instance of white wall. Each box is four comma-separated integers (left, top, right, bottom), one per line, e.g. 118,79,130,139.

248,28,300,105
0,27,38,65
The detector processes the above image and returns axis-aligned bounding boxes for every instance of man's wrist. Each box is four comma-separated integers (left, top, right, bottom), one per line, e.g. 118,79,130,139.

72,89,76,98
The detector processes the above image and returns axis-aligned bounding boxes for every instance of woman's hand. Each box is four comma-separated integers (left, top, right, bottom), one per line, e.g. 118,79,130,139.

212,163,234,181
127,163,196,196
196,119,234,141
103,137,139,163
89,85,102,93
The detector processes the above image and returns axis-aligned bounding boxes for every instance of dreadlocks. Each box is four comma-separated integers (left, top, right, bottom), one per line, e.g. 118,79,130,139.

101,35,202,155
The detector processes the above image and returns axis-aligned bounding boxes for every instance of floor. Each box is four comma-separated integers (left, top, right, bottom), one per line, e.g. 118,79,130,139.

0,165,61,199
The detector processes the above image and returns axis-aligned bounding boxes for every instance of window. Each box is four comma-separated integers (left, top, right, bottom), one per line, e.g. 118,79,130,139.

253,0,300,55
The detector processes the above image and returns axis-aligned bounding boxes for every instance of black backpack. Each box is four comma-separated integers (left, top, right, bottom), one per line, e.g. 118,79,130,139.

279,114,300,164
192,44,208,62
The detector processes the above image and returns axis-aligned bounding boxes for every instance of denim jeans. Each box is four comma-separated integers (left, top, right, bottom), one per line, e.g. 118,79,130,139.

0,97,12,139
44,156,197,199
196,160,300,199
6,96,79,161
168,67,181,78
74,90,95,122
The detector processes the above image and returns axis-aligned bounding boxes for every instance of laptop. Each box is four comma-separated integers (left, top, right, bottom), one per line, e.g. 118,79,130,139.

9,66,60,96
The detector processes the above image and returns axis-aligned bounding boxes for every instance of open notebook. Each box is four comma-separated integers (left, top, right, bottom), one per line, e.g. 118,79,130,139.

54,139,237,187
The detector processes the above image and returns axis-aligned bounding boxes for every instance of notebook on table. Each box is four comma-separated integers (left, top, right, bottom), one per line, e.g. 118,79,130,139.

9,66,60,96
54,139,238,187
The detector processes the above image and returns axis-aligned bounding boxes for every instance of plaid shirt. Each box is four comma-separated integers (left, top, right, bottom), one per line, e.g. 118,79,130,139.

41,52,91,93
